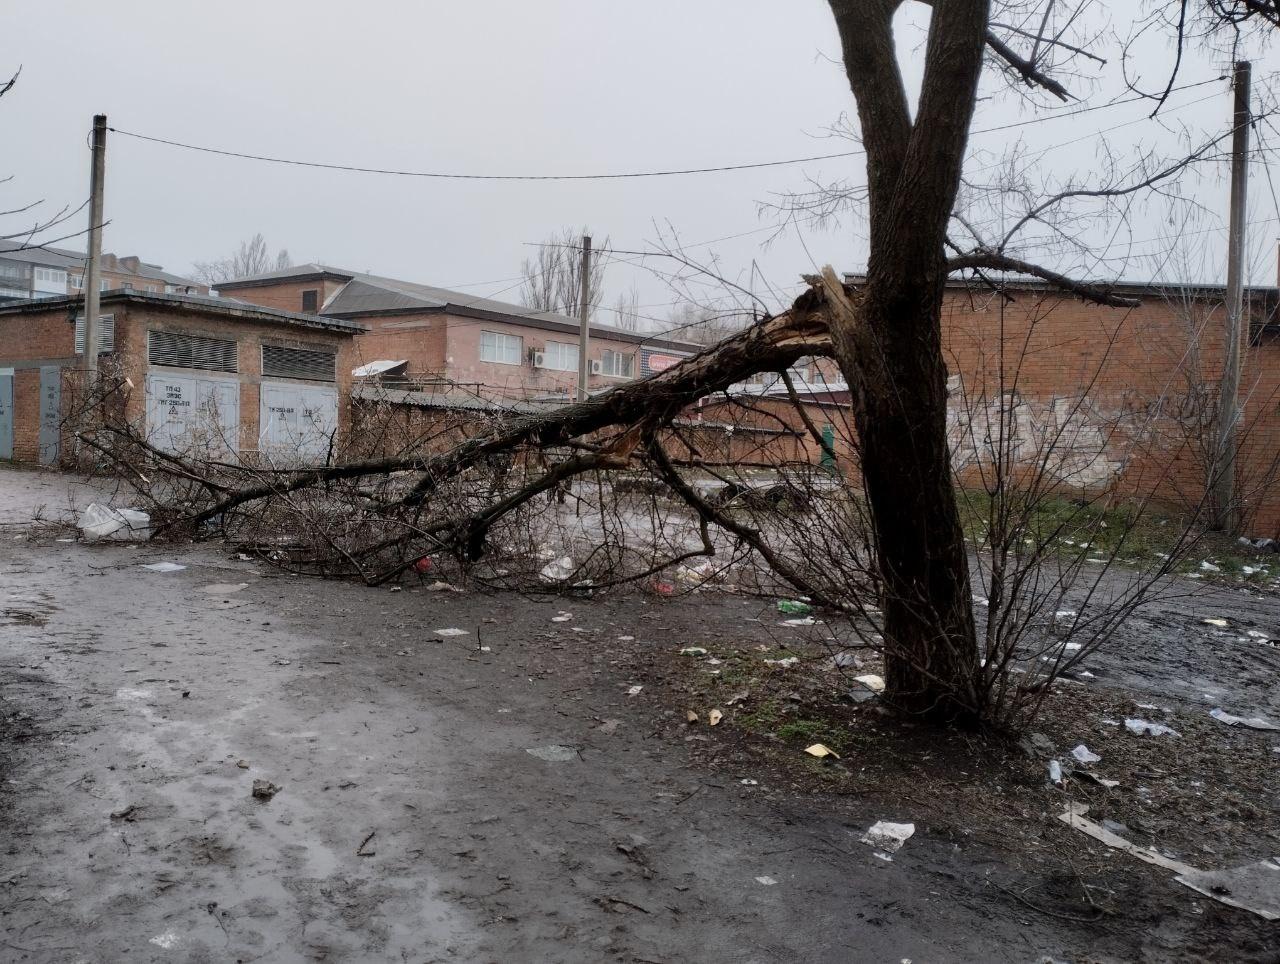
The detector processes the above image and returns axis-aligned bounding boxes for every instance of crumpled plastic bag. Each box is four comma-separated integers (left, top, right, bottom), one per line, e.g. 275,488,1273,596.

78,503,150,541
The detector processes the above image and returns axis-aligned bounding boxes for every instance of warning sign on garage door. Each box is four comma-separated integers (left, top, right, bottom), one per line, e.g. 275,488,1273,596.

145,373,239,457
259,382,338,463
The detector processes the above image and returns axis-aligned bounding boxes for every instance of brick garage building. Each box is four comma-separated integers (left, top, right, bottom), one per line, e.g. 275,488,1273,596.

0,292,360,465
932,279,1280,535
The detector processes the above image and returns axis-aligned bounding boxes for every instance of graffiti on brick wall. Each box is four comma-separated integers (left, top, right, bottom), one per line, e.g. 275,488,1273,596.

946,376,1127,489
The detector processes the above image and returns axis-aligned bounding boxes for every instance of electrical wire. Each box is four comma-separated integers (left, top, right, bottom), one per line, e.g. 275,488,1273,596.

105,77,1224,183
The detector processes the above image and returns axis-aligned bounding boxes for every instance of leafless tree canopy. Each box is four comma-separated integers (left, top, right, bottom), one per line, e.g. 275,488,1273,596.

192,232,292,285
519,227,608,318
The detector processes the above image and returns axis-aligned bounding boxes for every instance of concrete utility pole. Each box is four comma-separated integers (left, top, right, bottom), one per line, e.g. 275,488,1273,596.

576,235,591,402
1213,62,1250,532
81,114,108,379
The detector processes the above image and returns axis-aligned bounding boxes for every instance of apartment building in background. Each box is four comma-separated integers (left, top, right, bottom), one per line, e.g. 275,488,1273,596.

0,240,206,304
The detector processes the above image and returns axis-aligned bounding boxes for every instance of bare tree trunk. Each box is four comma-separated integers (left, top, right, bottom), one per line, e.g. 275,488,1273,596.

827,0,990,722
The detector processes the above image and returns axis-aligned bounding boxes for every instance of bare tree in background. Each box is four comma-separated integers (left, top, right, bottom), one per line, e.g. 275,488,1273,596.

519,227,608,318
192,233,292,285
613,285,643,331
663,302,753,347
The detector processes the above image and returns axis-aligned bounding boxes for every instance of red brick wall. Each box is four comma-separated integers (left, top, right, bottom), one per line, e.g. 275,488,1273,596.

220,278,346,314
940,288,1280,534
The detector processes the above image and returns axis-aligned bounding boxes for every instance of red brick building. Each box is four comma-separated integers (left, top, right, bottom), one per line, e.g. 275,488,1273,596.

214,265,700,402
0,291,360,465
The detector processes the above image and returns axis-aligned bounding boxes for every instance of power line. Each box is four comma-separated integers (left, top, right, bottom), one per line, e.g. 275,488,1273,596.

105,77,1224,184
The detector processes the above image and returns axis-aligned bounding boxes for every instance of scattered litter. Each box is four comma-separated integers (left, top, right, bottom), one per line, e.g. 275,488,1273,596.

526,744,577,762
236,760,249,769
804,743,839,759
79,504,150,541
1202,617,1230,628
1209,707,1280,731
764,656,800,669
1073,770,1120,788
271,657,291,666
109,805,138,822
551,612,572,622
1054,610,1077,619
142,562,186,573
1125,718,1180,737
617,635,635,641
1077,670,1095,679
251,780,281,801
201,583,248,595
740,778,758,786
426,581,461,592
539,556,575,582
708,709,723,726
652,580,675,596
754,876,778,886
1199,561,1221,572
830,651,861,669
853,674,885,694
1176,859,1280,921
389,586,402,592
679,647,708,657
782,617,818,627
149,932,181,950
1057,804,1195,874
1047,760,1063,785
860,821,914,854
725,690,750,706
413,556,433,574
776,600,813,615
1070,744,1101,764
1062,642,1083,652
685,710,699,724
1246,630,1270,640
434,628,470,637
627,685,643,696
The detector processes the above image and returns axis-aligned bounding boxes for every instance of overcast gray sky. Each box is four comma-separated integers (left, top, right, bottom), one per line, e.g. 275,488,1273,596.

5,2,1280,329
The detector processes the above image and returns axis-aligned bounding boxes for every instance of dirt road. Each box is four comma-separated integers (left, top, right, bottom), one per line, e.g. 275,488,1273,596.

1,469,1277,962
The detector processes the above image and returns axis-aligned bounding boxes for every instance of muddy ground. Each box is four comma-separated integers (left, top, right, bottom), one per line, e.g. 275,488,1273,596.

1,472,1278,962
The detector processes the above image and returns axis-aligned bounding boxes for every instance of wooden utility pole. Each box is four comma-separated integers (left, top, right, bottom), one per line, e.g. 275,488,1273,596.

81,114,108,378
1212,62,1250,532
576,235,591,402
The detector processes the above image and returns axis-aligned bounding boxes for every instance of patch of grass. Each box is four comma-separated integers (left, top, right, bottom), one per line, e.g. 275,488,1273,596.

957,490,1278,586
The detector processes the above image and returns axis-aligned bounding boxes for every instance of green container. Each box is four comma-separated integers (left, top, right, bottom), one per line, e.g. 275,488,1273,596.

777,599,813,615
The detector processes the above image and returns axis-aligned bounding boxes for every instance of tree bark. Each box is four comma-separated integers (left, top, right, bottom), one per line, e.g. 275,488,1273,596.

827,0,991,722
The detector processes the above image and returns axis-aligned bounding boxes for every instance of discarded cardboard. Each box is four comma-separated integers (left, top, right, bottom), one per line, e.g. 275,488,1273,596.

804,743,838,759
1176,858,1280,921
1057,803,1195,875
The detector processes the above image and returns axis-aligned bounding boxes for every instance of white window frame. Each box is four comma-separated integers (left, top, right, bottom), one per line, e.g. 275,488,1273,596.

99,278,111,292
70,273,84,289
33,266,67,287
480,330,523,366
543,341,578,372
600,349,634,378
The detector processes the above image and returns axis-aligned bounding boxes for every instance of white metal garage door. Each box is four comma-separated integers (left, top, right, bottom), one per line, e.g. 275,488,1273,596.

145,372,240,457
259,382,338,463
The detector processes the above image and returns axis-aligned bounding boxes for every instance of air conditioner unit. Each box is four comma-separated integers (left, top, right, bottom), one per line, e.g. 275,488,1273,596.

532,350,547,369
589,359,603,376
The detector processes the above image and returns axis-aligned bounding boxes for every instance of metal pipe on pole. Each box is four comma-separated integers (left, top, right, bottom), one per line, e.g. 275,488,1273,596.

1212,62,1249,532
576,235,591,402
81,114,108,380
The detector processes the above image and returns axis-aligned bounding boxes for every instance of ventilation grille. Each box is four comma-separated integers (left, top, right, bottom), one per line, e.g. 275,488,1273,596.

147,329,238,373
261,345,337,382
75,314,116,354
